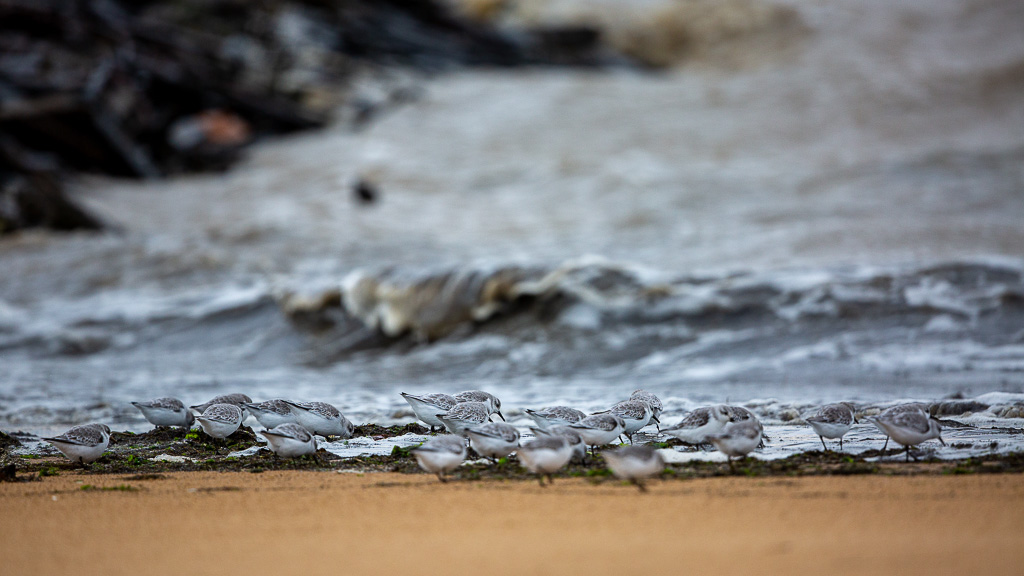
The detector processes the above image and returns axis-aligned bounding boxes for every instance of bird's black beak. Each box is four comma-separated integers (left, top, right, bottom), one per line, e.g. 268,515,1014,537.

652,415,660,424
939,436,946,446
496,411,505,422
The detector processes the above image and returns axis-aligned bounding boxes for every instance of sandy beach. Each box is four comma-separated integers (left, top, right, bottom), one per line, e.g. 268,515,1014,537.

2,471,1021,576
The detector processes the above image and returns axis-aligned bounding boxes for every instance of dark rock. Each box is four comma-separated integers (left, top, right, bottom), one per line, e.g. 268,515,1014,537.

929,400,989,417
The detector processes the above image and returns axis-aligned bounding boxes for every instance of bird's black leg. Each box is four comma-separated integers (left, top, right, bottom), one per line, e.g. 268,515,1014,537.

882,436,890,452
819,436,828,451
546,473,554,485
839,437,844,451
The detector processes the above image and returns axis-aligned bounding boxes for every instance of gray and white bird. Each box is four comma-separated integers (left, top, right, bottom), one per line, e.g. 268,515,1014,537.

261,423,318,458
523,406,586,430
437,401,490,436
283,401,354,438
569,413,626,456
868,405,944,462
195,404,243,440
411,435,467,482
454,390,504,421
630,390,663,430
531,426,587,464
42,424,111,466
465,422,520,462
804,402,857,451
660,405,731,446
400,392,458,432
598,400,656,443
244,399,298,430
517,436,574,486
190,393,253,418
872,403,929,451
603,445,665,492
131,397,194,428
707,418,763,468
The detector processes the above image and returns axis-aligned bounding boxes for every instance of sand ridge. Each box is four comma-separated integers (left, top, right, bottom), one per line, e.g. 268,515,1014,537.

1,472,1022,575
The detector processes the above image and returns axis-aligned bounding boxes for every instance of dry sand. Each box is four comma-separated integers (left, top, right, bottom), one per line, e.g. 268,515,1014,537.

2,472,1022,575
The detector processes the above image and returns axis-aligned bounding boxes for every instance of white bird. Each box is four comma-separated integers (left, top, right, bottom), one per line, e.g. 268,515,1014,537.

708,418,763,469
400,392,457,432
244,399,298,430
523,406,586,430
872,403,929,451
42,424,110,466
261,423,318,459
596,400,655,443
868,405,944,462
437,402,490,437
465,422,520,462
190,393,253,418
195,404,243,441
283,401,354,438
411,435,467,482
531,426,587,464
630,390,663,430
660,405,731,446
603,445,665,491
454,390,504,421
568,413,626,457
517,436,573,486
131,397,194,428
804,402,857,451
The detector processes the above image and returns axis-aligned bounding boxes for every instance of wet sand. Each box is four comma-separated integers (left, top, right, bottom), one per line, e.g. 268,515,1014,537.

2,472,1021,575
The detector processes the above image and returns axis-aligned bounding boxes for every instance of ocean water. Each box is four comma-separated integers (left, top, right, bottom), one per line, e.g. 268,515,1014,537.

2,0,1023,459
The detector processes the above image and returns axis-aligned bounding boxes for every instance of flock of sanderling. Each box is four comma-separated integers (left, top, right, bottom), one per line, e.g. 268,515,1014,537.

38,389,946,489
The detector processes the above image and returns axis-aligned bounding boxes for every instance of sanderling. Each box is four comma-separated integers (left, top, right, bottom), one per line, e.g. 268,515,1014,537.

261,423,318,459
437,401,490,436
131,397,194,428
411,434,467,482
190,393,253,418
630,390,663,430
524,406,586,430
41,423,110,466
724,405,766,447
805,402,857,451
597,400,655,443
517,436,573,486
531,426,586,463
454,390,504,421
708,418,763,469
195,403,244,441
660,405,731,446
603,445,665,492
244,399,297,430
283,401,354,438
868,405,944,461
872,403,928,451
465,422,520,462
400,392,457,432
569,413,626,456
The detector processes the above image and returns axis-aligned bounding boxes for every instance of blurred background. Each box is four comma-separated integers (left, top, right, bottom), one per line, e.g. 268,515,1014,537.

2,0,1023,447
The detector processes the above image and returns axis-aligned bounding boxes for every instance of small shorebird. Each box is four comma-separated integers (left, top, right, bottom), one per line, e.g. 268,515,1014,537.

872,403,928,451
517,436,573,486
195,404,243,442
597,400,656,444
603,445,665,492
630,390,663,430
805,402,857,451
724,405,766,447
531,426,587,464
523,406,586,430
708,418,763,470
190,393,253,418
437,402,490,436
244,399,298,430
412,435,467,482
283,401,354,438
400,392,457,432
569,413,626,456
868,406,944,462
465,422,520,462
454,390,504,422
131,397,194,429
261,423,318,459
42,424,110,467
660,405,731,446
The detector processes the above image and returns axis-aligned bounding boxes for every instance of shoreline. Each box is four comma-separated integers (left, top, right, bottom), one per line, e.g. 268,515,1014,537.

2,471,1022,575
